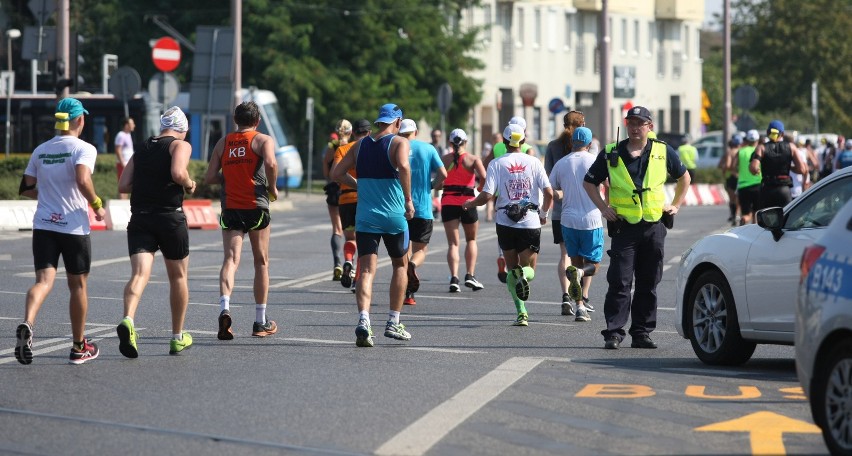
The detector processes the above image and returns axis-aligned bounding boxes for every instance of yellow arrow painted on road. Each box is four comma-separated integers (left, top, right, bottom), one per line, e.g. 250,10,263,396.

695,411,821,455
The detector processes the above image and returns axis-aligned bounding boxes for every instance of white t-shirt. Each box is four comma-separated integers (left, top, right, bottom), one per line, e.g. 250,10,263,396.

483,152,551,229
115,130,134,165
790,147,809,198
549,151,603,230
25,135,97,235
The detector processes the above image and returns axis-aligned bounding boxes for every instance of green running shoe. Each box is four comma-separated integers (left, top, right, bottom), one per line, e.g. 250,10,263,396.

355,319,374,347
566,265,584,302
511,267,530,301
513,312,529,327
169,332,193,355
116,318,138,358
384,321,411,341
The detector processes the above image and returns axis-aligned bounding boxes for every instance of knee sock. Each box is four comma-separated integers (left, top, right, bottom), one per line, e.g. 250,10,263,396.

219,295,230,312
344,240,357,262
256,304,267,323
331,234,344,267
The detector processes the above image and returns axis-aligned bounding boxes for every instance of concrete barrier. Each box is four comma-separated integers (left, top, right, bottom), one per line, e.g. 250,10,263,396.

183,199,219,230
0,200,36,231
105,199,131,231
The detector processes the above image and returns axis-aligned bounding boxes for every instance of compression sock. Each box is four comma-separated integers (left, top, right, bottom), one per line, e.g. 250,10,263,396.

331,234,344,267
344,240,357,262
506,277,527,314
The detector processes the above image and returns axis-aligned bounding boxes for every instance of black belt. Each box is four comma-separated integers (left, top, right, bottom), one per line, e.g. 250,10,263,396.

134,207,182,214
443,185,474,196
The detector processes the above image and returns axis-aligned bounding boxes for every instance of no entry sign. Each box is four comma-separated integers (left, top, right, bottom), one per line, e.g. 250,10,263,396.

151,37,181,72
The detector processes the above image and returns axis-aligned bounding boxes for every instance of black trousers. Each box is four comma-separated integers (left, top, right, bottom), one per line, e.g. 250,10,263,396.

601,221,666,341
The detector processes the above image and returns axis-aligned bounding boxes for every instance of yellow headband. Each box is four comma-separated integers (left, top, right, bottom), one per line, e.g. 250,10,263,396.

509,131,524,147
768,128,780,141
54,112,70,131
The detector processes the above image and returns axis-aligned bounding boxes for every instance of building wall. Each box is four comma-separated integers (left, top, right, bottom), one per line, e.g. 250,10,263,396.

463,0,704,153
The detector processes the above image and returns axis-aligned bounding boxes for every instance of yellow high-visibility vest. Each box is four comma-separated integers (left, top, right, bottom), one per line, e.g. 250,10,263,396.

605,141,668,224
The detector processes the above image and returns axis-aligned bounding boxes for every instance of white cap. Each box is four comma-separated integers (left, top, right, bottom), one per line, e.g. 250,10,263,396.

508,116,527,131
746,129,760,142
160,106,189,133
399,119,417,134
503,124,525,147
449,128,468,144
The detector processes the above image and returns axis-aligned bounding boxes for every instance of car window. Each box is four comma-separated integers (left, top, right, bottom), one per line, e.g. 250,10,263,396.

785,175,852,230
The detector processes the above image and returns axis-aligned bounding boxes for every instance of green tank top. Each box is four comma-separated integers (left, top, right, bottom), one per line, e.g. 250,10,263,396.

493,142,532,159
737,146,761,189
678,144,697,169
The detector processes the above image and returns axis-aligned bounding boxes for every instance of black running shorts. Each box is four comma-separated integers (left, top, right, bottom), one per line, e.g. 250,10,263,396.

32,229,91,274
220,208,271,233
127,211,190,260
356,231,409,259
441,205,478,224
495,224,541,254
737,185,761,215
339,203,357,231
552,219,564,244
407,217,433,244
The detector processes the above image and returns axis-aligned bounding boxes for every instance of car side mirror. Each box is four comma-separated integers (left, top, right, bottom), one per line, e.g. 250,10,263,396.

756,207,784,241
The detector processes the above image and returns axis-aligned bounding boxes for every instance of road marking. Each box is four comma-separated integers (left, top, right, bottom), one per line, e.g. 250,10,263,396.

375,356,544,456
695,411,820,455
401,347,485,354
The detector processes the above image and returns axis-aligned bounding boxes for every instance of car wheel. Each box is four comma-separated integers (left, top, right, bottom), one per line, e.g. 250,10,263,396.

812,341,852,456
686,270,756,365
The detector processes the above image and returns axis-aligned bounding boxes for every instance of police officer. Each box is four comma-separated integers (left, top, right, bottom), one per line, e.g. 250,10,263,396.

748,120,807,209
582,106,691,350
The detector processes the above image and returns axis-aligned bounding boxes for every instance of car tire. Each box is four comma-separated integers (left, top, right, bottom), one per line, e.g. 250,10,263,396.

812,340,852,456
686,270,756,365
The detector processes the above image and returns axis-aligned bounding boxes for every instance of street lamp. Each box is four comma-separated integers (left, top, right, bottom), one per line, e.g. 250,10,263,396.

5,28,21,157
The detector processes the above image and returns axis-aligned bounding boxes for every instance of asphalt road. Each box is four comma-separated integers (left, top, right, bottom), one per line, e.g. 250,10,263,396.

0,196,826,455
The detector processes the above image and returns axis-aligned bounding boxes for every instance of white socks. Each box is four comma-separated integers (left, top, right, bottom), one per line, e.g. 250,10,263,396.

359,310,370,326
389,311,400,325
256,304,267,324
219,295,230,312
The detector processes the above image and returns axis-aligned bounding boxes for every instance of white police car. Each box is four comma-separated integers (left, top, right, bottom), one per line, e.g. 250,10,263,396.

796,198,852,455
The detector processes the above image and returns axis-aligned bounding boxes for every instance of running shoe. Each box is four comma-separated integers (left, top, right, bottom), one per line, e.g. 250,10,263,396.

384,321,411,341
355,319,374,347
575,305,591,322
14,322,33,365
252,318,278,337
217,309,234,340
407,262,420,293
341,261,355,289
69,339,100,364
583,296,595,312
404,291,416,306
464,273,485,291
116,318,139,358
561,293,575,317
497,257,507,283
511,267,530,301
333,266,343,281
169,332,193,355
449,276,461,293
513,313,529,327
566,265,584,302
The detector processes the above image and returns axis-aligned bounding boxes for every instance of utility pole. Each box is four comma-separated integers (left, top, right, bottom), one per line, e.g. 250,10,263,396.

599,0,611,142
232,0,242,117
57,0,70,99
723,0,732,143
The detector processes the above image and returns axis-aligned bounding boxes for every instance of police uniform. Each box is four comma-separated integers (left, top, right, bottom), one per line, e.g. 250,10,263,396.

584,136,687,344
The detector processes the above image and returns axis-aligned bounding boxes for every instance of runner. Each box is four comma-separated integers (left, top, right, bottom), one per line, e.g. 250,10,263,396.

333,119,372,293
15,97,105,365
115,106,196,357
204,101,279,340
398,119,446,305
736,131,761,225
440,128,487,293
322,119,352,280
463,123,553,326
331,103,415,347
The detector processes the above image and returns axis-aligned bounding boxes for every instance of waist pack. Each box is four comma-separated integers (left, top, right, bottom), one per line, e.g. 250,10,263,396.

501,202,539,223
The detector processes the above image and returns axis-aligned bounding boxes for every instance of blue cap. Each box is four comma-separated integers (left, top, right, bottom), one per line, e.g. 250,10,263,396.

572,127,593,147
768,120,784,133
56,97,89,120
375,103,403,124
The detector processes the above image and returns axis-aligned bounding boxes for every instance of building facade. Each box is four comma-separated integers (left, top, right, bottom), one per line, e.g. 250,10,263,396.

461,0,705,151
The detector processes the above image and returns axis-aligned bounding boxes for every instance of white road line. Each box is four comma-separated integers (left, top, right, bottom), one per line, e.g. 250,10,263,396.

285,338,351,345
401,347,485,354
375,356,544,456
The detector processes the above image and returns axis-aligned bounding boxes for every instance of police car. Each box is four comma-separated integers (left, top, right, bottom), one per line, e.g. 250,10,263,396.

676,166,852,365
796,198,852,455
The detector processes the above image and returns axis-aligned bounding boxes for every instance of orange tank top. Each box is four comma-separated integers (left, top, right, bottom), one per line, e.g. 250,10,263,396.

221,130,267,210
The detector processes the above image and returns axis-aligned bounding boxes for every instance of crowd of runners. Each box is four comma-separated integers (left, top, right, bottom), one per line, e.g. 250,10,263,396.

14,98,695,363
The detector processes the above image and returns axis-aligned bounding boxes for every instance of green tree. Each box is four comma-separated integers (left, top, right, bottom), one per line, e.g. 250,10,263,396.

732,0,852,134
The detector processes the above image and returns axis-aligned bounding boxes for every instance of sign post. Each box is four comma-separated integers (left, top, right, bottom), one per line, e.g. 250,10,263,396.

306,97,314,195
151,37,181,113
437,83,452,139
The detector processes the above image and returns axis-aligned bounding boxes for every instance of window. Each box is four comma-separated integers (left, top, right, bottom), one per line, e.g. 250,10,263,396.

684,25,690,59
785,176,852,230
483,4,492,43
547,8,557,51
621,18,627,53
534,8,541,48
647,20,654,54
517,7,524,47
564,13,572,49
633,20,640,54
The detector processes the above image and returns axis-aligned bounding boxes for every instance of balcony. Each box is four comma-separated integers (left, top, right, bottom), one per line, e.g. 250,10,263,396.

574,0,654,16
655,0,705,22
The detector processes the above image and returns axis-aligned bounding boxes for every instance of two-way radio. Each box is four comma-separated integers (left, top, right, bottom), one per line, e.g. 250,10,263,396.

609,126,621,167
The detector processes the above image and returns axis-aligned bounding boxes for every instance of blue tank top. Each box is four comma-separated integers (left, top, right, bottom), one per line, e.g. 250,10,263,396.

355,134,407,234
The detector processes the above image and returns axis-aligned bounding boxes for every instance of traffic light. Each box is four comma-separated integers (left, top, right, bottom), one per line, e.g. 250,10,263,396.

70,33,85,91
701,90,711,126
54,58,73,96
